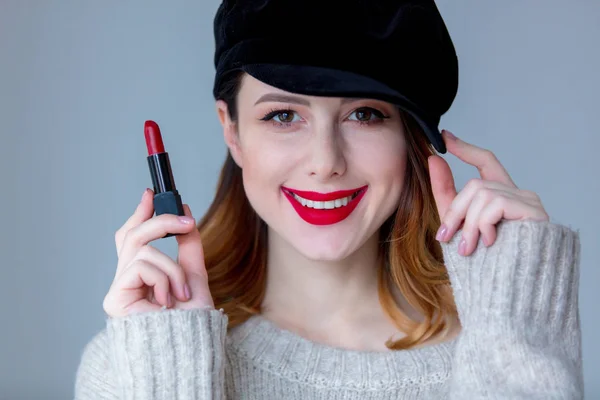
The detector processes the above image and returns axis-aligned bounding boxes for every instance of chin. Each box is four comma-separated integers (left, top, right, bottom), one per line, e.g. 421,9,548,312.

290,236,359,261
278,198,389,262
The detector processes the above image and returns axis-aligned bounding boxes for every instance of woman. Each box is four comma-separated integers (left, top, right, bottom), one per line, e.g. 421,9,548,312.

75,0,583,398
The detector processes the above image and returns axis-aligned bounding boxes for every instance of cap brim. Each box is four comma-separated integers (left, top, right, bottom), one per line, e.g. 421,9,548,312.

242,64,446,154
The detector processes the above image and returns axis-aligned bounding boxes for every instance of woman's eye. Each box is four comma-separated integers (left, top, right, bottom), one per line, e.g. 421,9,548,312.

348,107,387,122
261,110,301,124
274,111,298,123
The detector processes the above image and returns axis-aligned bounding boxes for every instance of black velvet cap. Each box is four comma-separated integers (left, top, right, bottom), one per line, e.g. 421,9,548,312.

212,0,459,153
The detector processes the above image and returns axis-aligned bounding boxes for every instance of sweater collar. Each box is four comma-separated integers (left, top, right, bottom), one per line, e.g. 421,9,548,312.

226,314,458,389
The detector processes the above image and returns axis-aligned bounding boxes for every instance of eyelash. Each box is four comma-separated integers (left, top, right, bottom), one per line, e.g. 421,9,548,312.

259,107,390,128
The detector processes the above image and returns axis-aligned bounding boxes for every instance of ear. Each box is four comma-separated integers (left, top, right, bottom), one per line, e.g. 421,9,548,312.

216,100,243,168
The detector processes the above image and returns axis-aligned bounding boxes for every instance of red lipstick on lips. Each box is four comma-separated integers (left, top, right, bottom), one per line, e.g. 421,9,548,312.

144,120,185,238
281,185,368,225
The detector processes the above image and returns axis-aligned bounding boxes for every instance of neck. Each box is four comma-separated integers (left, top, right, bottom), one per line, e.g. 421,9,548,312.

261,228,389,336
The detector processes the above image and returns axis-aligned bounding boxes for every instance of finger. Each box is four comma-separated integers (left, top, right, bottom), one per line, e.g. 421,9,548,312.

438,179,514,242
118,244,190,302
480,194,550,223
115,188,155,256
107,260,172,317
475,197,510,247
176,205,205,278
474,194,549,253
428,155,457,220
458,187,501,256
442,130,517,188
117,212,197,276
119,259,172,307
175,205,213,307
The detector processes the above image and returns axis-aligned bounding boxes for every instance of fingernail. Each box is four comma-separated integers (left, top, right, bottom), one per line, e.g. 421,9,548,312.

178,216,195,224
443,130,457,141
184,283,191,300
141,188,150,201
436,224,447,241
482,233,491,247
458,236,467,255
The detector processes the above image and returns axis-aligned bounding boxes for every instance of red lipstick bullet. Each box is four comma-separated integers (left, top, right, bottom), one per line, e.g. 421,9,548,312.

144,120,185,237
144,120,165,155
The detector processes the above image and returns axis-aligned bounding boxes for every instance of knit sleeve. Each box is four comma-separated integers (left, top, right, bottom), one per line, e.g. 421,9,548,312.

74,307,229,400
440,220,584,399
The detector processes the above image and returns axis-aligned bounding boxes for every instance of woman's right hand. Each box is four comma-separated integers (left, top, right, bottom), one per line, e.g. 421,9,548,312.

103,188,215,318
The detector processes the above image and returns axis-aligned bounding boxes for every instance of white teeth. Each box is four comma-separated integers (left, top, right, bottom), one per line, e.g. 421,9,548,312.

290,191,359,209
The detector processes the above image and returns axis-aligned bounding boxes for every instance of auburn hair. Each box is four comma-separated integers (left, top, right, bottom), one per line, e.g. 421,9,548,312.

197,71,458,350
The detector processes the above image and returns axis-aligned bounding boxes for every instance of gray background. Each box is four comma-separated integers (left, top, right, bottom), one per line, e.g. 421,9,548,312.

1,1,598,398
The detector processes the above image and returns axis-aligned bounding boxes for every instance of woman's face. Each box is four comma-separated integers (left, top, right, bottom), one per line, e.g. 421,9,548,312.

218,74,408,261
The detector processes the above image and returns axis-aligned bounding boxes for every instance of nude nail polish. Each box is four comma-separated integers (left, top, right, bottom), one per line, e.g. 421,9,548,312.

458,236,467,255
436,224,448,241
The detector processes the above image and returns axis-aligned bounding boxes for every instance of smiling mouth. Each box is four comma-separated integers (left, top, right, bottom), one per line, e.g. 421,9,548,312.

282,188,365,209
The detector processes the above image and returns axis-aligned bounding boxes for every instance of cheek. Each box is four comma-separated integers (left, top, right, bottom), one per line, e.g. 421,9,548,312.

377,147,407,185
350,132,407,220
349,132,407,184
238,134,298,203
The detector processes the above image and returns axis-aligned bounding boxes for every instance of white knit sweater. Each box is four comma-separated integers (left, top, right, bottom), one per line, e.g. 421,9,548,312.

74,220,584,399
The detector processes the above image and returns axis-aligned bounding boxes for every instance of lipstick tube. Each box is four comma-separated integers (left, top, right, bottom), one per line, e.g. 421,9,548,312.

144,120,185,238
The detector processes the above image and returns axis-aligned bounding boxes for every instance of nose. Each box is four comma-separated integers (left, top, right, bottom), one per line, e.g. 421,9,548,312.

307,126,347,181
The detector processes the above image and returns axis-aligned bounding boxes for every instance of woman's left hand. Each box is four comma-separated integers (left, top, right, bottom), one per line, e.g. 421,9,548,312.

429,130,550,256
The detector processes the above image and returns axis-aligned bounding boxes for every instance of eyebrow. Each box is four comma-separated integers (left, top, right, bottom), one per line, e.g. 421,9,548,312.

254,93,361,106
